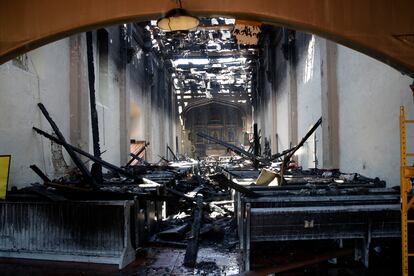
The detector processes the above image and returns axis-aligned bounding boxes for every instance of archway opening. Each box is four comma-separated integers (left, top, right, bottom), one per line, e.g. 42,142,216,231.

0,8,413,274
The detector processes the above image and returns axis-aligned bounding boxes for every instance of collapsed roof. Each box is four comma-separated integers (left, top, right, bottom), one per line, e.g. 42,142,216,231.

143,17,262,115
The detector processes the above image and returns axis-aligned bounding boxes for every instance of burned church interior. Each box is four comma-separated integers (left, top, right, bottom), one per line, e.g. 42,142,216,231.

1,1,414,275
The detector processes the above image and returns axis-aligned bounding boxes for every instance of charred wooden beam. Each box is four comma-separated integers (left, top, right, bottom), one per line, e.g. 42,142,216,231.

37,103,95,186
128,152,150,166
270,146,296,160
157,223,189,241
165,187,205,205
165,187,193,201
44,181,93,192
253,123,260,170
27,183,67,202
175,136,179,156
158,155,170,163
197,132,270,166
167,145,178,161
209,173,258,197
86,31,103,183
271,117,322,162
126,142,149,167
183,194,203,267
29,164,51,182
283,117,322,167
33,127,135,179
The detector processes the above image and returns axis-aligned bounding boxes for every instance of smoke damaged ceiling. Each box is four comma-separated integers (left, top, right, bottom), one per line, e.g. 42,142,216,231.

143,17,262,114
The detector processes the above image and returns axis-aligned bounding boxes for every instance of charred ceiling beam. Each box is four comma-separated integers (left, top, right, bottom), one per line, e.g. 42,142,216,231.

168,53,257,61
143,17,264,105
165,43,257,53
175,84,252,91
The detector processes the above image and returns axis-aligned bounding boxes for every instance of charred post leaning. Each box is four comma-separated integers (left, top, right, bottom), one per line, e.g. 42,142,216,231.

86,31,103,183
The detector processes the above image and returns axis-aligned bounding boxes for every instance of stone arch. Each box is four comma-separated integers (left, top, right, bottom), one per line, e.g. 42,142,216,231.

182,99,249,157
0,1,413,76
182,98,247,120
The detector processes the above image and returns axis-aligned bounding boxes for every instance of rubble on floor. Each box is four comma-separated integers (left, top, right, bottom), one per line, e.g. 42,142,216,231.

1,108,404,274
136,247,240,275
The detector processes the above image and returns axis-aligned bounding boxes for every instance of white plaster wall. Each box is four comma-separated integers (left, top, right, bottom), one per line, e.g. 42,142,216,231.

150,101,163,162
128,53,153,160
122,46,170,164
260,79,275,152
164,104,172,159
127,48,177,164
265,32,413,188
129,72,147,143
0,29,177,188
296,35,323,169
276,78,290,152
337,45,413,186
143,77,153,161
0,39,71,188
91,30,121,167
97,56,121,166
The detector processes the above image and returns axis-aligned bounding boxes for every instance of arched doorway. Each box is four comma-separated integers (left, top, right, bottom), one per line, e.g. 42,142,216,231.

182,99,248,157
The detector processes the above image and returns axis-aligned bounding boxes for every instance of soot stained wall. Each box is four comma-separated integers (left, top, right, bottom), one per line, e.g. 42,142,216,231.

255,27,413,186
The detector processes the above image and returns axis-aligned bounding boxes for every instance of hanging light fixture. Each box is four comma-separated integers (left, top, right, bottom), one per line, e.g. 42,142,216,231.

157,0,199,32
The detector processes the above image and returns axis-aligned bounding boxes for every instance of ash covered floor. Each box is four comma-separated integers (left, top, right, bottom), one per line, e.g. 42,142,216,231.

0,246,240,276
0,241,403,276
135,247,240,275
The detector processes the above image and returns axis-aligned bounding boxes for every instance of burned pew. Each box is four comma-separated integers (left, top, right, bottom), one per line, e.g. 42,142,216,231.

241,200,399,271
33,104,169,248
0,200,136,269
225,171,401,271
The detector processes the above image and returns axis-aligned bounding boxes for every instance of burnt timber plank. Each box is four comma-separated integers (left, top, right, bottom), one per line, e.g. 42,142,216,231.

209,173,257,197
33,127,134,179
37,103,95,186
27,183,67,202
29,164,51,182
183,194,204,267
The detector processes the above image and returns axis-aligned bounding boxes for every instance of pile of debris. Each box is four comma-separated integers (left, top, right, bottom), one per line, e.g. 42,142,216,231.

5,102,400,274
6,102,242,269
